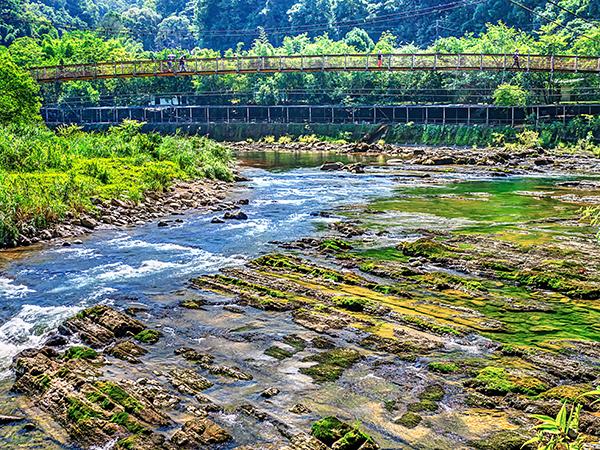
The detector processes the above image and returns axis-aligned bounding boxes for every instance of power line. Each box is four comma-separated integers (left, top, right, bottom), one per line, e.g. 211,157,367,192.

507,0,597,42
60,0,484,40
544,0,599,25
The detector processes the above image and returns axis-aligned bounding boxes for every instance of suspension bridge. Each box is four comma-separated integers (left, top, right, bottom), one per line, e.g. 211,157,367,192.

31,53,600,83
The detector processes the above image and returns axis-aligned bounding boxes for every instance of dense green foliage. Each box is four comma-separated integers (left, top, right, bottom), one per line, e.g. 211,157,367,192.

0,49,41,124
0,120,233,247
1,1,598,107
2,0,598,51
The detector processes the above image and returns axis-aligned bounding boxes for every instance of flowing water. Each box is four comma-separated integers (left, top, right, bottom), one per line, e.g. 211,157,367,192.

0,151,597,449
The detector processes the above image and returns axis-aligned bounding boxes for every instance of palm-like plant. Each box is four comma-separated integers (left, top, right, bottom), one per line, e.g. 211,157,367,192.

523,388,600,450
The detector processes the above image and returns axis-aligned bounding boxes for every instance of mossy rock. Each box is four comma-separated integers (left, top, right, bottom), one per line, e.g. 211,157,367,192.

397,238,454,259
333,296,369,312
320,239,353,252
428,361,459,374
420,384,445,402
179,299,205,309
311,416,352,446
470,367,547,396
537,384,594,406
264,346,294,360
471,430,533,450
300,348,362,383
87,381,143,414
311,416,378,450
134,329,161,344
407,400,438,413
63,346,98,360
283,334,307,351
395,412,422,428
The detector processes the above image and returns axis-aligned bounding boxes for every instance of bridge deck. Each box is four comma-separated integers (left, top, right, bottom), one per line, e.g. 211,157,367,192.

31,53,600,83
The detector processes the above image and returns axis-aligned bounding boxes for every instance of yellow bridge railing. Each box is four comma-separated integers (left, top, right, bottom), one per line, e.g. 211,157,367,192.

30,53,600,83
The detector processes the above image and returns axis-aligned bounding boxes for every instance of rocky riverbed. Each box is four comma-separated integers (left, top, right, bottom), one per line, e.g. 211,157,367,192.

1,150,600,449
229,141,600,175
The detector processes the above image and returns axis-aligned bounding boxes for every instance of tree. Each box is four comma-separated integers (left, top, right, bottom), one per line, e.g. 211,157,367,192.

0,0,30,45
493,83,527,106
0,51,41,124
156,0,188,17
288,0,336,37
344,28,374,52
123,7,162,50
155,15,196,50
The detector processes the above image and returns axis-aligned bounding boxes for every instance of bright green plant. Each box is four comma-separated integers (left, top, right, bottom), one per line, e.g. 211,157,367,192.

524,388,600,450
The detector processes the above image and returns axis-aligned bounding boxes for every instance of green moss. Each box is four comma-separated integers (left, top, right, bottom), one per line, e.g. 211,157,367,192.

397,238,455,260
320,239,353,252
311,417,376,449
311,417,351,446
537,384,593,405
116,435,138,450
264,346,294,360
110,412,145,434
300,348,362,383
428,361,459,374
333,296,369,312
67,397,102,423
396,412,422,428
179,299,205,309
133,329,161,344
471,367,547,396
397,314,462,336
283,334,307,351
33,373,51,391
63,346,98,360
88,382,143,414
334,428,375,450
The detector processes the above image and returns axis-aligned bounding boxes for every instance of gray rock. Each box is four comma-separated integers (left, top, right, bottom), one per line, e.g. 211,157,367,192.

320,161,345,171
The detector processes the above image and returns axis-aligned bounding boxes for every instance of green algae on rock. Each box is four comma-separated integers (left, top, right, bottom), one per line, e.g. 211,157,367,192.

300,348,362,383
311,416,379,449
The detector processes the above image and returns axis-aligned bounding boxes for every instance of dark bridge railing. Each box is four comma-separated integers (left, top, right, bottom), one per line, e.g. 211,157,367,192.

41,104,600,128
31,53,600,83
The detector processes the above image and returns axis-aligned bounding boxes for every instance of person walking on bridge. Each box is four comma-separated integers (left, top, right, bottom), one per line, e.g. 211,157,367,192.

513,49,520,69
377,51,383,68
179,55,187,72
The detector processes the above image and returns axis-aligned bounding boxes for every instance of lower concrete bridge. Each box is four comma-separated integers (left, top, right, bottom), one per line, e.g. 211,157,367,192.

42,103,600,128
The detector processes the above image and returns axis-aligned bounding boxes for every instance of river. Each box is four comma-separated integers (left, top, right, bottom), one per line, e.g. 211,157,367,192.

1,151,598,449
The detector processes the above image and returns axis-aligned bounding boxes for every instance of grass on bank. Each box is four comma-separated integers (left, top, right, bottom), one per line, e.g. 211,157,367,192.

0,120,233,246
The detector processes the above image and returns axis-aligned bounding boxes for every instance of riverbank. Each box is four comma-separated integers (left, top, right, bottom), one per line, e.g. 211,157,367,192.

229,131,600,175
0,122,235,249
